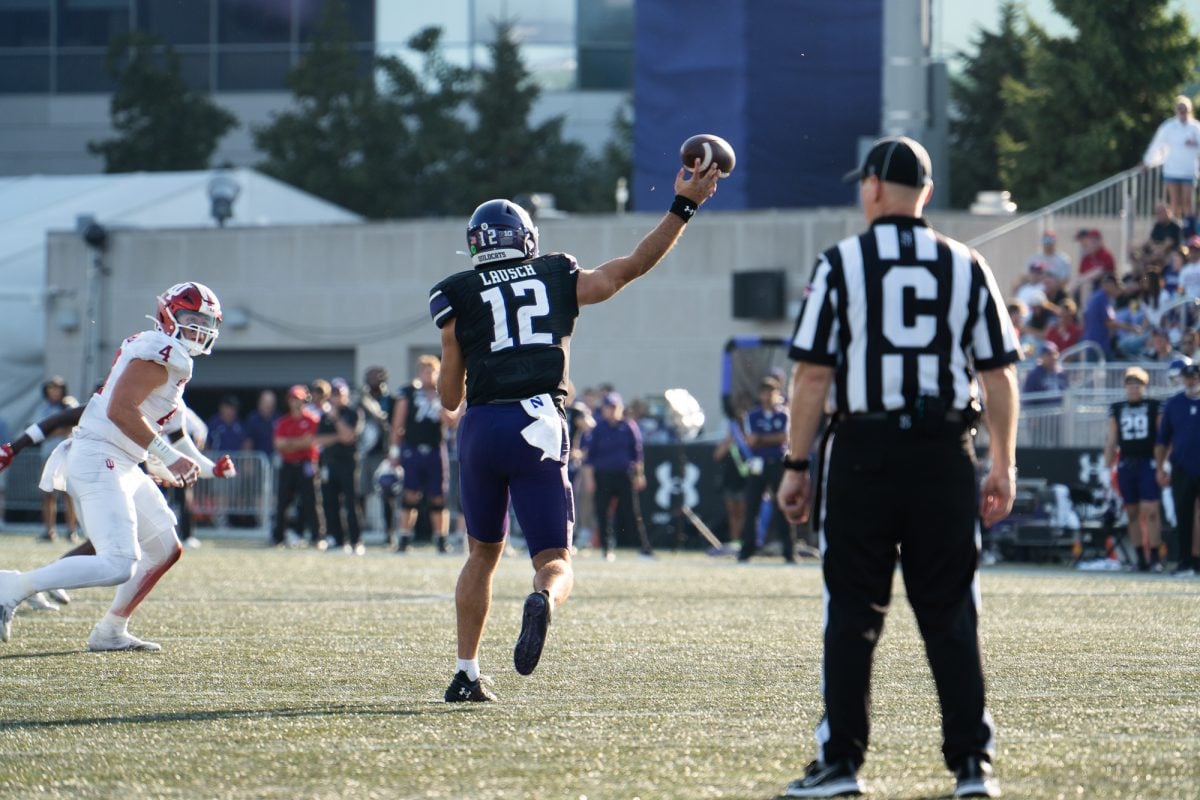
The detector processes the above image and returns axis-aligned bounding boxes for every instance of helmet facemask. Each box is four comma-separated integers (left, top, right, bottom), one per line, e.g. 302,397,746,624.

150,282,223,357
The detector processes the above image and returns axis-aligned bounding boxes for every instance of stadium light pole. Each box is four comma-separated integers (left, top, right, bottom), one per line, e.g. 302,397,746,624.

77,215,109,396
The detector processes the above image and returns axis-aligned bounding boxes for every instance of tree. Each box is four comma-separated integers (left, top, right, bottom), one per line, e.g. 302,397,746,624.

256,10,626,218
998,0,1200,208
88,32,237,173
254,2,470,218
947,2,1035,209
464,21,603,214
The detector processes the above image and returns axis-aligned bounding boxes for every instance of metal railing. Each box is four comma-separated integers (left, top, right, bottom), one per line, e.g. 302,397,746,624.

2,451,273,539
1015,361,1182,447
968,164,1164,269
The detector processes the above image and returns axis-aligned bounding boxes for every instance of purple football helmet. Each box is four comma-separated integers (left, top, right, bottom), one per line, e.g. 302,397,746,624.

466,199,538,267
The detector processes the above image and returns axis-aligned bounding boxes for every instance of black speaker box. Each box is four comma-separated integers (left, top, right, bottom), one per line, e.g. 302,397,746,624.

732,270,786,320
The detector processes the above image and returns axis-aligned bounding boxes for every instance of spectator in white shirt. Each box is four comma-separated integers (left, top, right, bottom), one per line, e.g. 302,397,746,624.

1142,95,1200,227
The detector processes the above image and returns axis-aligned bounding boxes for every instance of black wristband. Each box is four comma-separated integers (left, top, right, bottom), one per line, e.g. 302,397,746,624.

782,456,810,472
668,194,697,222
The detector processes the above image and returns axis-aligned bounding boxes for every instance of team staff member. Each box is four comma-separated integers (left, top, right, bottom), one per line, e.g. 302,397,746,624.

1106,367,1163,572
776,136,1019,799
315,378,363,554
737,376,794,563
1155,362,1200,576
582,392,654,560
272,385,324,548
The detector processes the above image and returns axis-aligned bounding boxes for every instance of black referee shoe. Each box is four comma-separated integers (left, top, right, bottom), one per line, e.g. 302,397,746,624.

514,590,552,676
781,760,863,797
954,756,1001,798
444,670,497,702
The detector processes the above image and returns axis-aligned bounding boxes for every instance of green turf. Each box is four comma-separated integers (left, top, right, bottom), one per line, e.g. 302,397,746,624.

0,539,1197,799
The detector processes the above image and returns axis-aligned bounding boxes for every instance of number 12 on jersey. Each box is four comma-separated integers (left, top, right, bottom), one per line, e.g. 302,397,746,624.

481,278,552,352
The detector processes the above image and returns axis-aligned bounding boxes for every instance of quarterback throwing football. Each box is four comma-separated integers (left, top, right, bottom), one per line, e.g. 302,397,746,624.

0,282,233,651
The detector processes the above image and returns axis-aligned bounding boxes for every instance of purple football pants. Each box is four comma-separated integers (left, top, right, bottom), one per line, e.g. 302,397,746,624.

456,403,574,556
401,445,448,499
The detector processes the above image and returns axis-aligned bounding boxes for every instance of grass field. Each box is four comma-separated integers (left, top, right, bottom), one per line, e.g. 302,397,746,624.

0,537,1197,800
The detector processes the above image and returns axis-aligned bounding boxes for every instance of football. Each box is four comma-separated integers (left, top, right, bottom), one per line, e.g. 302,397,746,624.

680,134,736,177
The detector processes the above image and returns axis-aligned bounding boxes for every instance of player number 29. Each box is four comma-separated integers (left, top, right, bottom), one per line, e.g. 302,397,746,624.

481,278,553,352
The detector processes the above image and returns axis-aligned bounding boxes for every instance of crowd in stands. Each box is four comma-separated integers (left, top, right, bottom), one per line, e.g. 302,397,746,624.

1011,211,1200,404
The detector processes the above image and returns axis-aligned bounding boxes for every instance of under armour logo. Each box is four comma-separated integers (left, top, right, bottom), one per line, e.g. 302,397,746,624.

654,460,701,509
900,230,913,247
1078,453,1107,484
105,458,115,470
898,414,912,430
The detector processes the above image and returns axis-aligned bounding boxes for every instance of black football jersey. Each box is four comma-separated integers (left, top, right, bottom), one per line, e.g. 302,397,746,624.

1110,399,1159,459
429,253,580,407
400,384,445,447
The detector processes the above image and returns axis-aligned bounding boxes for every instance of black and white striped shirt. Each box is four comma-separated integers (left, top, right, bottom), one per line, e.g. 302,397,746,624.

789,216,1021,414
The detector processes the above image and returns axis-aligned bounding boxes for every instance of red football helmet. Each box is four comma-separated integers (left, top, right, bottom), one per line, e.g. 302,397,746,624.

152,282,222,356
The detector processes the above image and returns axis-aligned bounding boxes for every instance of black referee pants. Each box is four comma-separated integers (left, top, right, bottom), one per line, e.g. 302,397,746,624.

1169,469,1200,569
818,418,994,771
273,461,323,545
593,469,652,555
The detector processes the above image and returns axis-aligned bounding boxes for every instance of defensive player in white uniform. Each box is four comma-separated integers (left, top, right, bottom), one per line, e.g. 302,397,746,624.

0,282,226,651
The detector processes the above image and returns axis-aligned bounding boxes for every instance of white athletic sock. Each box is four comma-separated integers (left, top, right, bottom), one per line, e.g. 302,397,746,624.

456,658,480,681
98,612,129,633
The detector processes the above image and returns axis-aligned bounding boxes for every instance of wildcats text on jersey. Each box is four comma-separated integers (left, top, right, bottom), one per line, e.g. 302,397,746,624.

479,264,537,285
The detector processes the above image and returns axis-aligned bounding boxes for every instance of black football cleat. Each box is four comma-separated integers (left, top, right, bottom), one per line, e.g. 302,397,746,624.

781,760,863,797
954,756,1001,798
444,670,497,702
513,590,552,676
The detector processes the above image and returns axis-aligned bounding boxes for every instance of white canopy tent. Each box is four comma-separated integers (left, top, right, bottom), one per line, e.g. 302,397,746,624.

0,168,361,435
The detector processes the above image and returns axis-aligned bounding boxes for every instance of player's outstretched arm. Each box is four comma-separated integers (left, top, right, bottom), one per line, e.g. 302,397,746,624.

577,162,720,307
0,404,87,472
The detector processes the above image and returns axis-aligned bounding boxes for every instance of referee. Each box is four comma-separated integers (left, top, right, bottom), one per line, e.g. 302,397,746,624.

776,136,1020,799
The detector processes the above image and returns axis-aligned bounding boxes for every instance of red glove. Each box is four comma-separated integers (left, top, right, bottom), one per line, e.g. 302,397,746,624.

0,442,13,473
213,454,236,479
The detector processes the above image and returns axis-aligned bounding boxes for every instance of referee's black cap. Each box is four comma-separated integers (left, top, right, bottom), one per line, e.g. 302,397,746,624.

843,136,933,187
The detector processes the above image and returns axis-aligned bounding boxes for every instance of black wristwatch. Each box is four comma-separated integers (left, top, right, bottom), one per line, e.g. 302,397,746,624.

781,455,810,472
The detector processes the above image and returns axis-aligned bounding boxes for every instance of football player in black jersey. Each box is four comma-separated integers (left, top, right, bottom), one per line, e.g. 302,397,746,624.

390,355,457,554
1106,366,1163,571
431,162,720,701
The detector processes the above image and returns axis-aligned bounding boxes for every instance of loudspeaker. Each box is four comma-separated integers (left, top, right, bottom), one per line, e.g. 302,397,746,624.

732,270,786,320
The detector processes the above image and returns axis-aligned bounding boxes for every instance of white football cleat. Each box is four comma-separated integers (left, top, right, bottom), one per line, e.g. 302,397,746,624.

25,592,59,612
0,570,25,604
0,601,13,643
0,570,26,640
46,588,70,605
87,625,162,652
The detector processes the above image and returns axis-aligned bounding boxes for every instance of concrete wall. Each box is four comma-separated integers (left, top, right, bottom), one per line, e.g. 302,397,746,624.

44,207,1038,432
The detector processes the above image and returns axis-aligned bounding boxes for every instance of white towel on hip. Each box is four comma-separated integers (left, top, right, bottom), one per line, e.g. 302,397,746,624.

519,394,563,462
38,438,71,493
